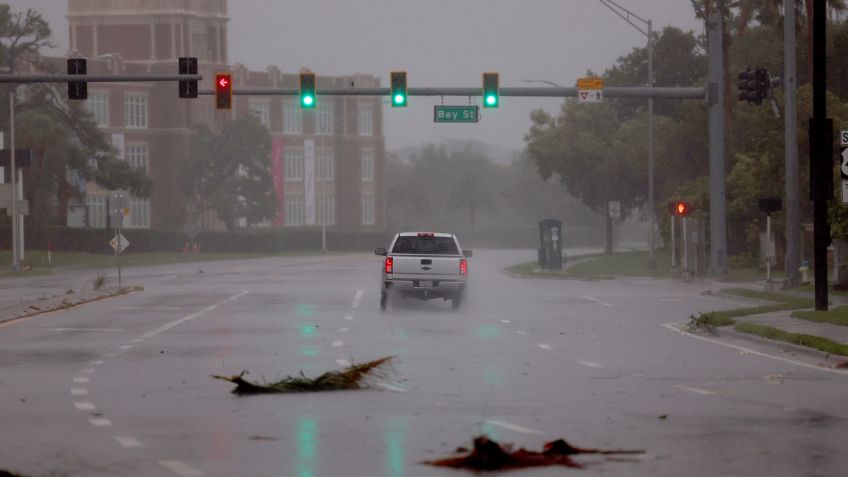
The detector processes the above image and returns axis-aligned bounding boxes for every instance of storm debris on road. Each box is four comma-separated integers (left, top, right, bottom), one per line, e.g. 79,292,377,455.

423,435,644,471
214,356,394,394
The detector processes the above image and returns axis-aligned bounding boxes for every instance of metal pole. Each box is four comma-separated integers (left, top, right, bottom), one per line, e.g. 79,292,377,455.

647,19,656,270
767,214,772,283
785,0,800,287
321,172,327,253
708,13,727,275
671,214,676,269
116,212,122,289
17,168,23,261
682,216,689,275
811,0,830,311
9,92,18,272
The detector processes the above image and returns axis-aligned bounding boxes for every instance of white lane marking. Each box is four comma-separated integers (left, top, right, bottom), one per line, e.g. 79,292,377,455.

74,402,96,411
89,418,112,427
158,460,203,476
660,298,685,302
661,323,848,376
517,331,527,336
538,343,552,350
119,345,134,350
132,339,144,343
331,341,344,347
583,296,614,307
485,419,542,435
36,328,126,332
113,435,143,448
71,388,88,396
376,382,406,393
73,377,90,384
87,360,105,366
80,368,96,374
103,353,117,358
501,319,511,324
344,315,354,321
118,306,182,311
338,327,349,333
351,290,363,309
674,385,717,396
336,359,351,367
578,361,604,368
141,291,249,339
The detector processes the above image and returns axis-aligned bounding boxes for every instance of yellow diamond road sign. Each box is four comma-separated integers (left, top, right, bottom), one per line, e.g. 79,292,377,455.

577,77,604,90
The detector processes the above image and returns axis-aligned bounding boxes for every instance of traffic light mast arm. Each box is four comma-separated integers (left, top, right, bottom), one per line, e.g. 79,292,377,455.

0,74,202,83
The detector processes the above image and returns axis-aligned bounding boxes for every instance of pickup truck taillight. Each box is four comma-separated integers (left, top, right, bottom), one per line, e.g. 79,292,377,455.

459,258,468,275
385,257,393,274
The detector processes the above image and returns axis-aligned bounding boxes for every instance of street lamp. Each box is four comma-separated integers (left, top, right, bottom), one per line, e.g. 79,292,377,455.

596,0,656,269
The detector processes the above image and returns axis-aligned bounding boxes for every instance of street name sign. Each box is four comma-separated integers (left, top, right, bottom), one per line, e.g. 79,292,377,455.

577,77,604,90
434,105,479,123
841,129,848,146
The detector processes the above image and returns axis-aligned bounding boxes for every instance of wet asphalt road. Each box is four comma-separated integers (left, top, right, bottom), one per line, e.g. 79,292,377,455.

0,250,846,477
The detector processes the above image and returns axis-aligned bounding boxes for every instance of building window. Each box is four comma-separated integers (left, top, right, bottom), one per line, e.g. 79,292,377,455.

125,94,148,128
284,102,302,133
362,194,375,225
284,194,304,226
126,143,149,172
317,148,335,181
127,197,150,228
358,105,373,136
317,194,335,225
284,148,304,181
316,103,334,135
86,92,109,127
361,147,374,182
249,100,270,128
86,195,108,228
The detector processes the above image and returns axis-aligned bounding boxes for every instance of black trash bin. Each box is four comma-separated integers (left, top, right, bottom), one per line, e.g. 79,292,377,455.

538,219,563,270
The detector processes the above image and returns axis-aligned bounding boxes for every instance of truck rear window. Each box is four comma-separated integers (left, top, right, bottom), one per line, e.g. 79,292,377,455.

392,236,459,255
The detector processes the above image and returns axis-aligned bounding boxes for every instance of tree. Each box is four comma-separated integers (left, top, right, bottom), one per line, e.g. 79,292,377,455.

0,5,53,75
181,117,274,231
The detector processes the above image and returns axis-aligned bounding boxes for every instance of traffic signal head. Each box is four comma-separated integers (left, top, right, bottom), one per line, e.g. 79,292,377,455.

67,58,88,100
215,73,232,110
675,201,691,217
737,67,770,104
482,72,499,108
390,71,407,107
179,57,198,99
300,72,316,109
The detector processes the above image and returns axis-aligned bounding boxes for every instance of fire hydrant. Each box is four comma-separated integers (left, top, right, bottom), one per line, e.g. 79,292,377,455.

799,260,810,283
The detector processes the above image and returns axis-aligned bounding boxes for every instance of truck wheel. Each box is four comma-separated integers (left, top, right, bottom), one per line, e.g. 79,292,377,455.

451,294,463,310
380,290,388,311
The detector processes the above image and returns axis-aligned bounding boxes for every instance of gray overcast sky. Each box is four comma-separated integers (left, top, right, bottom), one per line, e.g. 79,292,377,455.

13,0,701,153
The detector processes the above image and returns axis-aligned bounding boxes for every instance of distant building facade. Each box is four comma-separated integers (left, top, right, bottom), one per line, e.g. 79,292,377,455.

55,0,385,230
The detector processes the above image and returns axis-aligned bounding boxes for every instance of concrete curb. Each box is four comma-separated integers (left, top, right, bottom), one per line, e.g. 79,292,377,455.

0,286,144,327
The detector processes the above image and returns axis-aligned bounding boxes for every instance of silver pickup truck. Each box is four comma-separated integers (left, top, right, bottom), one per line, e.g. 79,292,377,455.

374,232,472,310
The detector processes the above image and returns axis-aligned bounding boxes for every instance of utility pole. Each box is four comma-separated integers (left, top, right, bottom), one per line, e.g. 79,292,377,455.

784,0,800,286
810,0,831,311
708,13,727,275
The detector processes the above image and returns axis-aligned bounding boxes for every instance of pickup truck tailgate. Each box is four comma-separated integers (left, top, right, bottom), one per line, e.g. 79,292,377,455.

391,255,462,280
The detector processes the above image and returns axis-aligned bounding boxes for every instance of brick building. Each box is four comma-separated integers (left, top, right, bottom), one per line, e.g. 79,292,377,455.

59,0,385,230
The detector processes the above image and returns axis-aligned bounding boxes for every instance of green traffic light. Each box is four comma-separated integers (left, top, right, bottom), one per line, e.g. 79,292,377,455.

302,95,314,107
394,94,406,105
485,95,497,106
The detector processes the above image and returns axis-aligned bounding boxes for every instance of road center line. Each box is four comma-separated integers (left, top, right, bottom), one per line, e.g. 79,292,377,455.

578,360,604,368
673,385,717,396
158,460,203,476
661,323,848,376
485,419,542,435
583,296,614,307
351,290,363,309
538,343,552,350
141,291,249,339
113,435,143,448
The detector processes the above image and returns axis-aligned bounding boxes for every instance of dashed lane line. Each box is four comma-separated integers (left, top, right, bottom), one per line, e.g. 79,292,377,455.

119,345,134,350
583,296,614,308
73,377,90,384
141,291,249,339
517,331,527,336
36,328,126,332
89,418,112,427
158,460,203,476
74,402,96,411
80,368,96,374
113,436,143,448
331,341,344,347
661,323,848,376
71,388,88,396
338,327,349,333
673,385,717,396
485,419,542,435
501,319,511,324
578,361,604,368
351,290,363,309
538,343,552,350
87,360,105,366
344,315,354,321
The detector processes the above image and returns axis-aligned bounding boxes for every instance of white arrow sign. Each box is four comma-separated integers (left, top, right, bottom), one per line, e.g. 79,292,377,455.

841,148,848,180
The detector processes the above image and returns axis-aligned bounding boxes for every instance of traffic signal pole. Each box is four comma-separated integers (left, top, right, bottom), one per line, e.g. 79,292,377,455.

810,0,831,311
784,0,801,287
708,13,727,276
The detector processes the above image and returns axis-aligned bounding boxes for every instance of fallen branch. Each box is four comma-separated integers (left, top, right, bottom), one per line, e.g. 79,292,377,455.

424,435,644,471
213,356,394,394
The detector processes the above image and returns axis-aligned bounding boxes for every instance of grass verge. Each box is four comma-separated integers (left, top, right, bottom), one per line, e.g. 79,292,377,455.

733,322,848,356
792,305,848,327
691,289,814,330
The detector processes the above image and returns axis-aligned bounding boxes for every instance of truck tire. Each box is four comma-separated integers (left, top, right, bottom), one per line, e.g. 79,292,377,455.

380,290,388,311
451,294,463,310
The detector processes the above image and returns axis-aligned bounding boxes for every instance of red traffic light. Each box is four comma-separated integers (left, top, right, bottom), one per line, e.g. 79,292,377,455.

215,73,232,110
675,201,691,216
